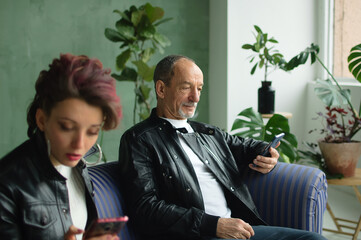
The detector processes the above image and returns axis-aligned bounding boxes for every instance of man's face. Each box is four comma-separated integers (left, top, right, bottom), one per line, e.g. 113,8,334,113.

157,58,203,120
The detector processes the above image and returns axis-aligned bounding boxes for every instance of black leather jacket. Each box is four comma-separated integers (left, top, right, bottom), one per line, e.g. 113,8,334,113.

119,109,268,240
0,131,98,240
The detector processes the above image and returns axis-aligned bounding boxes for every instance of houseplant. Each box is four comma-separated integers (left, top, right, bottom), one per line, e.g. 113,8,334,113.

230,107,299,163
291,43,361,177
105,3,171,124
242,25,313,114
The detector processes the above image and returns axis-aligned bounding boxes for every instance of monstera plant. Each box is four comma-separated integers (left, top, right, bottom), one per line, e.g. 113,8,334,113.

105,3,171,124
230,107,299,163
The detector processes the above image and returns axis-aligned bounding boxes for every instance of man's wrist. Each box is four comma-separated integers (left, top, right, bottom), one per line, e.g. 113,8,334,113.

200,213,220,237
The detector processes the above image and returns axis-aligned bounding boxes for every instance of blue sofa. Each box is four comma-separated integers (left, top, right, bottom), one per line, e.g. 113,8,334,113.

88,162,328,239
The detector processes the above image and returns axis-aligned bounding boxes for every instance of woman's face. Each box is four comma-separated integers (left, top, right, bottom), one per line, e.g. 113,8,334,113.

36,98,103,167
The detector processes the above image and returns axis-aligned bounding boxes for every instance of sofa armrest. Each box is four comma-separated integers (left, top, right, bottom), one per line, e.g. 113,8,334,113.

241,162,328,233
88,162,135,240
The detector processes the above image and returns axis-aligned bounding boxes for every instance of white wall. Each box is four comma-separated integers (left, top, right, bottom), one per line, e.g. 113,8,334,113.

210,0,319,147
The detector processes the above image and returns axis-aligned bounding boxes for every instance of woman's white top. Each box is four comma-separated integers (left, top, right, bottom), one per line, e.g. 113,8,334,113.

54,164,87,240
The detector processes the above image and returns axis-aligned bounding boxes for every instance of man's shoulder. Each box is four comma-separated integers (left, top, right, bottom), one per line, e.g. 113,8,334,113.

122,117,160,138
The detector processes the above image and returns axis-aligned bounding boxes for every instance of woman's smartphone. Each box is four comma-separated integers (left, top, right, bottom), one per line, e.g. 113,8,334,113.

83,216,129,238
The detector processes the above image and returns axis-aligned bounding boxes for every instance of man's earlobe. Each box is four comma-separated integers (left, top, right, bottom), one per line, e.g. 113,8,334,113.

35,109,46,131
156,80,165,99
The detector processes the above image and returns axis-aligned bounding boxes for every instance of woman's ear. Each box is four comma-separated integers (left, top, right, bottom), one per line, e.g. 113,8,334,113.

155,80,165,99
35,109,46,131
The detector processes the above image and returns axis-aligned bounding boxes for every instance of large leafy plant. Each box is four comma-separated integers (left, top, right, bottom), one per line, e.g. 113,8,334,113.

289,43,361,142
230,107,298,163
105,3,171,124
242,25,313,82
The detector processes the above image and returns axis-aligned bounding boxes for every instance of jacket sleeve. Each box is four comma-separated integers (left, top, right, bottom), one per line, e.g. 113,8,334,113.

222,129,268,165
0,184,22,240
118,131,219,239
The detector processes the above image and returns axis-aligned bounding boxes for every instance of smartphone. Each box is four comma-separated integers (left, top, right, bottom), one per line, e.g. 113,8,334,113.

253,133,285,167
83,216,129,238
261,133,285,157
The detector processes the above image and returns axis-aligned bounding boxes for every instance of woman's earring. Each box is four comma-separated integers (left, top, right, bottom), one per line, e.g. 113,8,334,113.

81,144,102,166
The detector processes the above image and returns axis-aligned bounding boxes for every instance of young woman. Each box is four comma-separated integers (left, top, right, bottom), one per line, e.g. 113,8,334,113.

0,53,122,240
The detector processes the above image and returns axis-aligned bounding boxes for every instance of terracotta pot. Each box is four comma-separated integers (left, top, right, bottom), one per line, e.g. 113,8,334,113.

318,141,361,177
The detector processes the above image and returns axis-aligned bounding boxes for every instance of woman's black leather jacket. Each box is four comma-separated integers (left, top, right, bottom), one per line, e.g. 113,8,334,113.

0,131,98,240
119,108,268,240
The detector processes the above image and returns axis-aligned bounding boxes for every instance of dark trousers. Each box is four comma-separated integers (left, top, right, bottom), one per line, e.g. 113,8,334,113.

202,225,327,240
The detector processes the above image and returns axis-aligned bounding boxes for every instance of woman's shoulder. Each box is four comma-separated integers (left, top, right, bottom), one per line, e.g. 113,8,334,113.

0,139,33,176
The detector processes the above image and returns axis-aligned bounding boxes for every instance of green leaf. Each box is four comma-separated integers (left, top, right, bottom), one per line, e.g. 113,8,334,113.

251,63,258,75
263,33,268,43
144,3,164,23
111,67,137,82
348,43,361,82
113,9,131,23
154,17,173,26
115,50,131,70
138,17,155,39
266,114,290,134
104,28,125,42
139,84,152,101
131,9,143,27
115,22,136,41
242,44,253,50
254,25,262,34
153,32,171,48
268,38,278,43
231,108,298,162
259,59,264,69
132,60,155,81
230,107,265,139
314,79,350,107
138,104,151,120
141,48,155,62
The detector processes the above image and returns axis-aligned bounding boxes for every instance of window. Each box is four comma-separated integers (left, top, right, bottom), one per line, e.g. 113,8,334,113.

332,0,361,80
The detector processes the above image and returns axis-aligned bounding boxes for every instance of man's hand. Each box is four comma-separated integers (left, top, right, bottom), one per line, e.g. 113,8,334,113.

216,218,254,239
249,143,279,174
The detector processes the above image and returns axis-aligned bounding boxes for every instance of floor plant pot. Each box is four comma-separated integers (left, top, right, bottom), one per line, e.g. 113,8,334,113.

318,141,361,177
258,81,275,114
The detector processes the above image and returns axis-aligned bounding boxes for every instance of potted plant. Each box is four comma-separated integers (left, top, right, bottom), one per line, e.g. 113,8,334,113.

292,43,361,177
230,107,299,163
242,25,313,114
104,3,171,124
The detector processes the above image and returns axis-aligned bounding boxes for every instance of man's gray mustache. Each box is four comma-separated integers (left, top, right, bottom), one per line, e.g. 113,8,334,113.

182,102,197,107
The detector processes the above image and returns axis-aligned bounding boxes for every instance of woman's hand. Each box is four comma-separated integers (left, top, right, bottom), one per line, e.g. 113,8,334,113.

64,225,119,240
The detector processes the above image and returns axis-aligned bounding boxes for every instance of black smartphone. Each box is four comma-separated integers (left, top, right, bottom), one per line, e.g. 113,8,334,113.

83,216,129,238
253,133,285,167
261,133,285,157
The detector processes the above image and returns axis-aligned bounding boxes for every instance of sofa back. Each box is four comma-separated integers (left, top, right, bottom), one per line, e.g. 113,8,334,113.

88,162,136,240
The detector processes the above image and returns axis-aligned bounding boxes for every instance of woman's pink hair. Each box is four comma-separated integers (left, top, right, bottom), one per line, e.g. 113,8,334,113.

27,53,122,137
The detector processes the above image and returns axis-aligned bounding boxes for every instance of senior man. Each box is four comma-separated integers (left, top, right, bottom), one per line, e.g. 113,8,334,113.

118,55,326,240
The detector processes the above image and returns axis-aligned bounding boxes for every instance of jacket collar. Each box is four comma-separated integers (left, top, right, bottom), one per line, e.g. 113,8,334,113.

31,130,86,181
149,108,216,136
